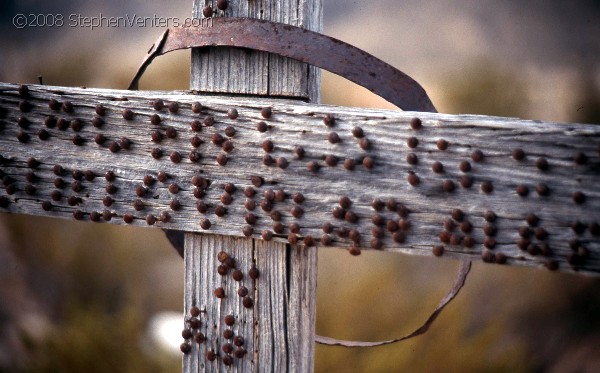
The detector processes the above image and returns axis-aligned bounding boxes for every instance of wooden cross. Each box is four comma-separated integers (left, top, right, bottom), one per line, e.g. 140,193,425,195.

1,0,599,371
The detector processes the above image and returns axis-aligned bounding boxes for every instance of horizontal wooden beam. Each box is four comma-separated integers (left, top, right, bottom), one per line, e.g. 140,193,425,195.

0,83,599,274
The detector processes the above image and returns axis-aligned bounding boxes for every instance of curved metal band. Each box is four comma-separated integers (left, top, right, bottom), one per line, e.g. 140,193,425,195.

128,17,437,113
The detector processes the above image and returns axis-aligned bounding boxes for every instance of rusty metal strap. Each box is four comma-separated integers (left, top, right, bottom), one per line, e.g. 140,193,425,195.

316,260,472,347
128,17,437,113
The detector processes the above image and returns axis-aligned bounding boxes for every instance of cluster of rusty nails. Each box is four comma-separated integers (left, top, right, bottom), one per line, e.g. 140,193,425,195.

180,250,254,364
214,250,258,311
202,0,229,18
0,85,598,268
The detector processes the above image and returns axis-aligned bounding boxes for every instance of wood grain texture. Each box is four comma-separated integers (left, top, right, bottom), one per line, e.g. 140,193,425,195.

0,83,599,275
186,1,320,370
182,234,316,371
190,0,322,101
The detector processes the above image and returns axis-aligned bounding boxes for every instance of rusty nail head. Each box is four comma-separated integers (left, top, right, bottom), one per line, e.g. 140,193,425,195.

328,132,341,144
339,196,352,208
200,218,211,229
276,157,289,169
214,205,227,216
170,199,181,211
432,245,444,257
460,175,473,188
263,154,274,166
169,183,180,194
471,149,484,162
344,211,358,224
243,225,254,237
325,154,338,167
481,181,494,194
168,102,179,113
320,234,332,246
190,119,201,131
217,264,228,275
443,180,455,192
323,114,335,127
536,183,549,196
343,159,355,170
304,235,315,247
243,297,254,308
72,135,84,146
245,213,257,224
332,206,344,219
406,153,418,165
70,119,82,131
359,138,370,150
212,133,224,146
17,132,29,143
157,171,168,182
484,210,497,222
45,115,57,128
257,121,268,132
363,156,374,169
436,139,449,150
217,0,229,11
165,127,177,139
410,117,422,130
451,209,464,222
293,192,305,204
372,214,385,226
261,107,272,118
516,185,529,196
460,220,473,233
274,189,286,202
263,140,274,152
122,108,134,120
202,6,213,18
573,191,586,204
512,148,525,161
62,101,73,113
371,199,384,211
192,102,202,113
249,266,259,279
224,126,236,137
459,161,471,172
152,99,164,110
307,161,319,172
227,108,238,119
204,116,215,126
244,186,255,197
352,126,364,138
291,206,303,218
216,153,228,166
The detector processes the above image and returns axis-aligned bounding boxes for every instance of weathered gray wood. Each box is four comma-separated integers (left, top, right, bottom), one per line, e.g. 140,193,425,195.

185,2,320,371
0,83,599,276
190,0,322,101
182,234,317,371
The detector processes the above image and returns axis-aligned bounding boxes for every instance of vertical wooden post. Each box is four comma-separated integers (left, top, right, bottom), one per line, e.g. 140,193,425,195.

184,1,322,372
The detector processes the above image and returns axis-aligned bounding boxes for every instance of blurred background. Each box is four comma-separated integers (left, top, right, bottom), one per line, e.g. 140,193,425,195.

1,0,599,372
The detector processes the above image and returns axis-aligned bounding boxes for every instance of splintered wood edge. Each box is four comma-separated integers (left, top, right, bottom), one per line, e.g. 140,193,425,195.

0,83,599,274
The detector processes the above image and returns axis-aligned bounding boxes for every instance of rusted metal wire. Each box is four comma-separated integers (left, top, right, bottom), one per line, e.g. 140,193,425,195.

128,17,437,112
